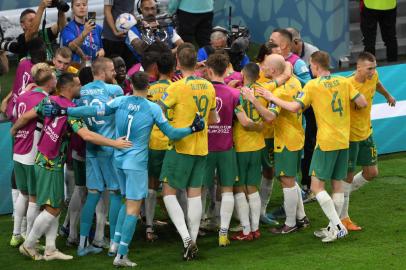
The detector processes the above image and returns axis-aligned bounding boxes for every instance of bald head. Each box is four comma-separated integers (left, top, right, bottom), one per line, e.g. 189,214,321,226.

262,54,285,78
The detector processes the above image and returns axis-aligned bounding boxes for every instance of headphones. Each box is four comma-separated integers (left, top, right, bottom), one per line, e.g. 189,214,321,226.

136,0,160,16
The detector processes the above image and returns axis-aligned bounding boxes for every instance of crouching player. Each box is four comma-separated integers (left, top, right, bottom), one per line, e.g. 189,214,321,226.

11,73,132,261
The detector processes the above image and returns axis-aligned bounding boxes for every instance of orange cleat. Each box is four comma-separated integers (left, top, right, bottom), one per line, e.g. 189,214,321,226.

341,217,362,231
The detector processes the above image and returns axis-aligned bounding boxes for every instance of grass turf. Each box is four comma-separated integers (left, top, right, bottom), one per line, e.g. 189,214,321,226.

0,152,405,269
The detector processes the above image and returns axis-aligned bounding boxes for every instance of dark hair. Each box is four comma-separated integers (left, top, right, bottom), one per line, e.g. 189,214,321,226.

256,42,279,63
57,72,78,89
242,62,260,81
206,53,229,77
178,47,197,70
27,37,46,64
310,51,330,70
273,28,293,43
145,41,171,54
141,51,160,71
78,66,94,86
130,71,149,91
20,9,36,22
357,51,376,63
157,53,175,75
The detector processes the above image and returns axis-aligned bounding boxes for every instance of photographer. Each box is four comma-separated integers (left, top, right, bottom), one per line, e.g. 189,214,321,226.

197,29,250,70
126,0,183,60
61,0,104,65
0,0,67,60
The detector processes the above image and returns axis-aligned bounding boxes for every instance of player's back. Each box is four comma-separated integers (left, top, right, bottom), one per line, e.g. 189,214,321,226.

272,76,304,151
161,76,216,156
303,75,358,150
112,96,160,170
233,82,268,152
209,82,239,152
78,80,123,156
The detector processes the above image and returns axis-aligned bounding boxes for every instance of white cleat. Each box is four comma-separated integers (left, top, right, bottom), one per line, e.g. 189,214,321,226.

314,227,330,239
44,249,73,261
321,227,348,243
113,255,137,267
93,238,110,249
108,242,119,257
19,244,43,261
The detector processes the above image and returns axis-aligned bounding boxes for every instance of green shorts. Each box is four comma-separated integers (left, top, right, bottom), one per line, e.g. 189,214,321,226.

348,135,377,172
204,148,238,187
35,164,64,208
275,148,301,178
235,150,262,187
73,159,86,186
261,138,274,169
148,149,166,179
160,149,207,189
309,147,349,181
14,161,36,195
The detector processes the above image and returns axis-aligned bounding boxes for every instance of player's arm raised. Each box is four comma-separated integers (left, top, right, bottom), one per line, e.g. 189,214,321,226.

256,87,302,113
376,81,396,106
241,87,276,123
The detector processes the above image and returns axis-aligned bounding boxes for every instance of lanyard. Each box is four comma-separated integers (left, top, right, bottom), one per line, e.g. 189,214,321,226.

75,22,94,59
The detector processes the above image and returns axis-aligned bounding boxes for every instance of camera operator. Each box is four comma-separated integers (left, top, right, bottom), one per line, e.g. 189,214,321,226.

0,0,67,61
197,28,250,70
102,0,137,68
61,0,104,65
126,0,183,61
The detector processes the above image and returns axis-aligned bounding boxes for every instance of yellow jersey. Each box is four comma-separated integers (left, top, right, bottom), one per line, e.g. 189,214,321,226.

295,75,360,151
233,82,268,152
148,79,172,150
270,77,304,152
160,76,216,156
348,72,378,142
261,80,277,139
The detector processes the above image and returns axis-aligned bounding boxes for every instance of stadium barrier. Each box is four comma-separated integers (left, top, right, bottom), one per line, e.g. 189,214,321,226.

1,63,405,214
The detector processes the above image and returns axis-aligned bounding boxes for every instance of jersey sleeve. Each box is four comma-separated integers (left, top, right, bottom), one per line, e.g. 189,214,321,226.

60,24,77,46
349,81,361,101
293,59,311,86
151,102,168,126
209,86,217,111
68,116,87,133
269,102,281,116
262,81,277,92
294,84,312,109
160,84,178,109
234,95,244,114
34,96,49,120
110,84,124,97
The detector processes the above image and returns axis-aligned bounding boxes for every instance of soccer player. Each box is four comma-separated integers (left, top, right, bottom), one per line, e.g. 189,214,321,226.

144,52,175,241
246,54,309,234
12,73,132,261
111,55,132,95
50,71,204,266
159,46,219,260
10,63,56,248
231,62,275,241
76,57,124,256
341,52,396,230
205,52,263,246
52,47,79,77
257,51,368,242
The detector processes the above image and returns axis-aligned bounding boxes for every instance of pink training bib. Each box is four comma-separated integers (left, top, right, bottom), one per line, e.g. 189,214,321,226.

37,96,75,159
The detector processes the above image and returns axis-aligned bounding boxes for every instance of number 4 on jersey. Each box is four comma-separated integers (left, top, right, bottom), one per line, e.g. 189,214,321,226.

331,91,343,117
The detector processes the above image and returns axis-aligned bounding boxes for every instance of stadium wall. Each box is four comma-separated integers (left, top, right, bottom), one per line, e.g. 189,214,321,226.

213,0,350,66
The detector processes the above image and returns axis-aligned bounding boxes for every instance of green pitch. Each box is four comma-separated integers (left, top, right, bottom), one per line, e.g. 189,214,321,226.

0,153,405,269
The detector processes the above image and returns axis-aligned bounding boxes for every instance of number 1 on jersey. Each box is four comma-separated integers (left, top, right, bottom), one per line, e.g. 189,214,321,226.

126,114,134,140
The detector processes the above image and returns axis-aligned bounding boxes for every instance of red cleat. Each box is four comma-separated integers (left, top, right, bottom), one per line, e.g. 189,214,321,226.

231,231,253,241
252,230,261,239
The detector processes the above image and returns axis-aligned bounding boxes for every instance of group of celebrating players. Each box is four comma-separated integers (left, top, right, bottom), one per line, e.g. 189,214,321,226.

4,13,397,268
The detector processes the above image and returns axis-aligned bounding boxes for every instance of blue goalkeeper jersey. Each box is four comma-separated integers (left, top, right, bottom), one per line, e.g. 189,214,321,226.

77,80,123,157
